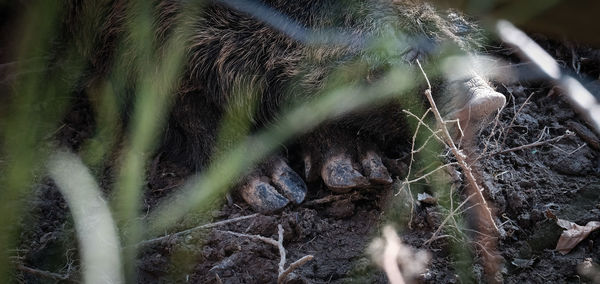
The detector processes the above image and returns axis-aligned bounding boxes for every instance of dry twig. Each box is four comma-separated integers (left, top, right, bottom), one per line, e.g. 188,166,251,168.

416,59,503,283
416,59,498,234
400,108,449,228
16,264,75,283
400,162,458,187
137,213,259,247
303,191,361,206
217,224,314,283
483,130,575,158
278,255,314,283
500,91,535,146
217,229,279,246
423,193,476,246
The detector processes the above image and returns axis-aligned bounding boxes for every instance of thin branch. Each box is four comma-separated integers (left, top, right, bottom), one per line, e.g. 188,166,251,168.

404,108,429,180
278,255,314,283
216,224,313,283
483,131,575,158
424,193,476,246
475,107,504,160
217,229,279,246
444,118,465,146
399,162,458,190
500,91,535,146
403,109,446,146
277,224,286,276
416,59,499,234
553,142,586,155
303,192,360,207
401,108,443,229
16,264,75,283
137,213,259,247
413,129,443,153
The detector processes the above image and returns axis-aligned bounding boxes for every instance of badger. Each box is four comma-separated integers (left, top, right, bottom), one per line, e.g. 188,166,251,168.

42,0,506,212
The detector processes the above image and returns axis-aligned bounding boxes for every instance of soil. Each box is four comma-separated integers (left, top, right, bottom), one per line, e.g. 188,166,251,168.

14,38,600,283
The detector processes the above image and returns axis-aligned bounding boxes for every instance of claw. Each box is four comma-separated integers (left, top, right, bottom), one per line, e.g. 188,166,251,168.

271,160,307,204
361,151,393,184
462,75,505,118
321,154,369,192
444,74,506,139
451,75,506,126
240,178,289,212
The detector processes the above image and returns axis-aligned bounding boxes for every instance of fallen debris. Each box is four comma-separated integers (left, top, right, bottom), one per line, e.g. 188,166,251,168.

136,213,259,247
555,219,600,254
567,120,600,150
217,224,314,283
16,264,75,283
303,191,361,207
483,130,575,158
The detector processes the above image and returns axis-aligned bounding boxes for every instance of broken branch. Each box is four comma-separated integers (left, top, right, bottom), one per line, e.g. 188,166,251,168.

484,131,575,158
416,59,499,234
216,224,314,283
16,264,74,283
137,213,259,247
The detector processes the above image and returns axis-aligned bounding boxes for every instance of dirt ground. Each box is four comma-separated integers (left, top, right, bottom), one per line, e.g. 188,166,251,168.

14,38,600,283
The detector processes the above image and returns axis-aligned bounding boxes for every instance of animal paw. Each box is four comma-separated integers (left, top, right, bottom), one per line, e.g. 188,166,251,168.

239,158,307,212
447,74,506,132
304,141,393,193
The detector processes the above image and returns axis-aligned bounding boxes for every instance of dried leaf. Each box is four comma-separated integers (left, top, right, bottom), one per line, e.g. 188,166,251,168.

555,219,600,254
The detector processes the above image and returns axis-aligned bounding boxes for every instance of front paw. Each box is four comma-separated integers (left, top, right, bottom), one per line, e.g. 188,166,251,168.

320,150,392,192
239,158,307,212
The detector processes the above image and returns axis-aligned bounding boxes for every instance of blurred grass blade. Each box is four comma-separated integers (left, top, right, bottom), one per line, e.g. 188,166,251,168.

112,1,192,280
496,20,561,80
216,0,363,47
0,1,72,280
48,150,124,284
497,20,600,132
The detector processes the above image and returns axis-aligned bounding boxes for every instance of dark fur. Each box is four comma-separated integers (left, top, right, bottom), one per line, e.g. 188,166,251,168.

57,0,481,170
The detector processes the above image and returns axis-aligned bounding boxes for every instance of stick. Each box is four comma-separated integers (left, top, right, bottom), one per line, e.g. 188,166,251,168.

400,162,458,186
278,255,314,284
216,229,278,247
500,91,536,146
416,59,499,234
303,192,360,206
16,264,74,282
216,224,314,283
423,193,476,246
277,224,286,276
483,131,575,158
137,213,259,247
